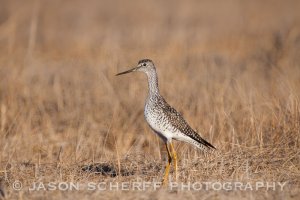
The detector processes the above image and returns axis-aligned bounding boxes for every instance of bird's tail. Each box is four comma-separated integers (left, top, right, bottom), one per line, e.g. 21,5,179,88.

191,131,216,152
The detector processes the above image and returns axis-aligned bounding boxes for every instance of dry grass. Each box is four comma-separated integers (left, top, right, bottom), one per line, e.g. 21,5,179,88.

0,0,300,199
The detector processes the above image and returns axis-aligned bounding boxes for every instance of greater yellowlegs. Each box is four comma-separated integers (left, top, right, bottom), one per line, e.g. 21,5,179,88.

116,59,215,185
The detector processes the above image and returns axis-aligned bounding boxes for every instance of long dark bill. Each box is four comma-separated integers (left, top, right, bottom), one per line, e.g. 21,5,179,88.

115,67,137,76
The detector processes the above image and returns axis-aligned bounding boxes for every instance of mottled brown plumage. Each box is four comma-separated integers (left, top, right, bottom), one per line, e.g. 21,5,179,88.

116,59,216,185
160,97,216,150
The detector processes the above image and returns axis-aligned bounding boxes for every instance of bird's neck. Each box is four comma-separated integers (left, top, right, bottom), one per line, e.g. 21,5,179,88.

146,70,160,97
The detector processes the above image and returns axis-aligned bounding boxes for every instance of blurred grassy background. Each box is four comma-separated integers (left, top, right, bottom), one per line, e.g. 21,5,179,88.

0,0,299,199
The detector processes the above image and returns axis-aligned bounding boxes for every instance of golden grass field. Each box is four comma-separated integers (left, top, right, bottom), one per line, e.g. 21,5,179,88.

0,0,300,199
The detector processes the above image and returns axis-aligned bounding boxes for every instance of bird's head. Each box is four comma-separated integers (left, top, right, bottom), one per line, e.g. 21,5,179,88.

116,59,155,76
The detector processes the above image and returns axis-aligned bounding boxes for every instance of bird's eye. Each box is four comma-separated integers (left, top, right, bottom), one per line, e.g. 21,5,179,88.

143,63,146,66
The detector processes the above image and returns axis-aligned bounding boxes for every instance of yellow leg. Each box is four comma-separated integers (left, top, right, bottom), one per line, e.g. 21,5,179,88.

162,143,172,186
170,143,178,181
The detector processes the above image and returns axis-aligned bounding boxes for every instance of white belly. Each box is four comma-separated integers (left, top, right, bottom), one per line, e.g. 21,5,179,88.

144,107,197,145
144,111,174,142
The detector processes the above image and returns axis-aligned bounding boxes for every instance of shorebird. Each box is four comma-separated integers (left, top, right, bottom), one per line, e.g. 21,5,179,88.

116,59,215,185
